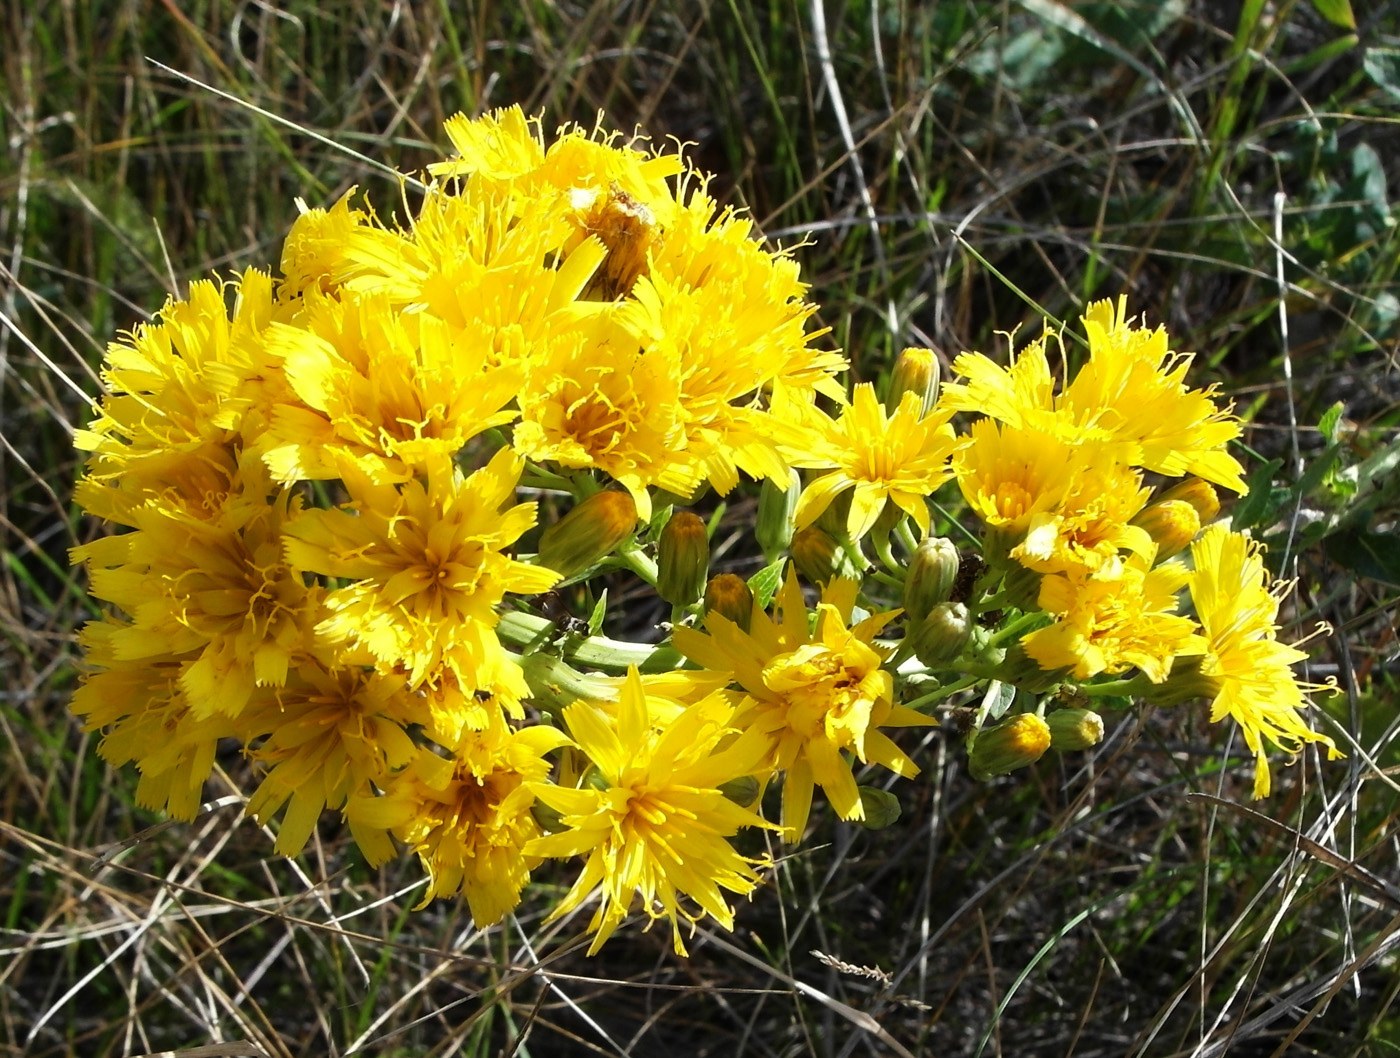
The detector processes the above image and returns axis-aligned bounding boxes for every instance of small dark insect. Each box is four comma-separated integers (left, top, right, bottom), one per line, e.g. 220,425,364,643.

945,707,978,738
951,552,985,604
473,689,494,703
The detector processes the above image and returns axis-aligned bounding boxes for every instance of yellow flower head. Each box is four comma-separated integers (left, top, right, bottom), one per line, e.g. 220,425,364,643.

1021,559,1200,682
526,669,776,955
782,384,964,541
1012,459,1154,579
674,568,936,842
73,461,320,720
69,626,235,821
75,271,282,506
1186,525,1340,797
242,659,421,861
512,318,702,521
359,713,570,925
282,448,558,691
260,290,521,484
954,419,1088,537
940,298,1246,493
278,189,373,301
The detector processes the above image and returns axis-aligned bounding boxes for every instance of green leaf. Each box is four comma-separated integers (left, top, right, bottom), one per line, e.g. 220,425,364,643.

587,589,608,636
977,680,1018,726
1295,443,1342,500
747,558,786,611
1232,458,1285,530
1324,528,1400,588
645,503,674,544
1319,401,1346,443
1310,0,1356,30
1364,47,1400,102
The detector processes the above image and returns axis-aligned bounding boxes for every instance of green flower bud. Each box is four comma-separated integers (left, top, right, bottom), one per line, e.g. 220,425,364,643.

1046,707,1105,751
856,786,902,830
903,536,961,624
756,470,800,560
719,775,761,808
530,798,566,833
909,601,972,666
815,489,853,538
1000,561,1043,610
703,573,754,631
969,713,1051,780
537,490,637,579
657,510,710,606
886,345,941,417
791,525,860,585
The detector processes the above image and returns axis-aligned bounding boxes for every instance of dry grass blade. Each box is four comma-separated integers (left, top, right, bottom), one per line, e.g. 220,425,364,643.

124,1044,271,1058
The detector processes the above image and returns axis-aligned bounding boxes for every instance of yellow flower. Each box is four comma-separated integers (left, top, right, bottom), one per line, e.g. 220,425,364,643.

242,660,420,860
358,713,570,925
326,178,608,356
1012,459,1154,580
512,317,703,520
1021,559,1200,681
781,384,964,541
953,419,1088,537
526,669,775,955
260,290,520,484
69,622,235,820
75,270,283,510
282,448,558,692
1186,525,1340,797
73,462,320,720
674,568,936,842
940,298,1245,493
277,189,373,301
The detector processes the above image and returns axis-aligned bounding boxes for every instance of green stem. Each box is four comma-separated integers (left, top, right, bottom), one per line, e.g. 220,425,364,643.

902,673,981,711
896,519,920,556
1080,673,1154,700
618,546,658,586
874,531,902,575
987,612,1047,649
519,464,578,494
498,611,681,673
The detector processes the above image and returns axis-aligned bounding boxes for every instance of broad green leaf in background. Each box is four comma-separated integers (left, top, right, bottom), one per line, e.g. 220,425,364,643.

1310,0,1356,31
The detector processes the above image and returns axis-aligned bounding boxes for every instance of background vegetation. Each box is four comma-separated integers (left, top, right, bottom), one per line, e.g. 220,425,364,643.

3,0,1399,1055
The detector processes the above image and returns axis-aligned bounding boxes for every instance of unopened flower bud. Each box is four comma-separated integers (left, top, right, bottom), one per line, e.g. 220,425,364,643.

719,775,761,808
909,601,972,666
657,510,710,606
969,713,1051,780
1158,478,1221,524
815,490,852,538
904,536,961,624
756,471,800,560
530,799,566,833
538,490,637,579
856,786,902,830
792,525,839,584
703,573,753,631
1046,707,1105,751
1130,499,1200,561
887,346,941,417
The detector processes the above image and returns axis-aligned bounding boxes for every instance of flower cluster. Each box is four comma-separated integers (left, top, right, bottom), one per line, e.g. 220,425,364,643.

70,106,1338,956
